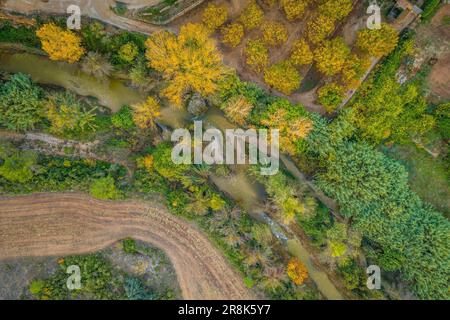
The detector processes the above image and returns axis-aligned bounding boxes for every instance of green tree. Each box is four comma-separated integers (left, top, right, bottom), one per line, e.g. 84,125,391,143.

111,105,135,130
89,176,120,200
314,141,450,299
0,73,45,131
317,82,345,113
0,148,37,183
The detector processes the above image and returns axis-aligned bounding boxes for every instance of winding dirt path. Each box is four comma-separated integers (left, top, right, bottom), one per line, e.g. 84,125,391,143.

0,193,255,300
2,0,165,34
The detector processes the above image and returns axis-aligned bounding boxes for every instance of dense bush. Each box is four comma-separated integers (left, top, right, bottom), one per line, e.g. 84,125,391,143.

0,73,45,131
0,21,39,47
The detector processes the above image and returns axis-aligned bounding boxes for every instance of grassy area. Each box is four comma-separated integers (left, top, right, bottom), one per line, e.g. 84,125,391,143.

384,143,449,217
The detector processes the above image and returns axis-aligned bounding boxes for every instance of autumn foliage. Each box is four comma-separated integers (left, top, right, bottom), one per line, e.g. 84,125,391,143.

261,21,288,47
223,95,254,126
306,15,334,45
261,100,313,155
202,3,228,31
287,258,308,285
221,23,245,48
245,39,269,73
356,23,399,58
145,23,226,106
264,60,302,95
317,82,345,113
280,0,307,21
36,23,85,63
239,1,264,30
132,97,161,130
314,37,350,76
318,0,353,21
290,39,313,66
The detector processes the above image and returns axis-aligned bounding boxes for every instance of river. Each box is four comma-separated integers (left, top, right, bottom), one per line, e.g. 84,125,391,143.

0,50,344,300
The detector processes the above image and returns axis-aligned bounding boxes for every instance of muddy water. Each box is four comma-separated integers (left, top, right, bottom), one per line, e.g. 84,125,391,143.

0,50,343,300
0,52,143,112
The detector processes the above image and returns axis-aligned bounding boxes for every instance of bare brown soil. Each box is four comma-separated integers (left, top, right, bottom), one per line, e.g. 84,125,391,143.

0,193,255,300
427,5,450,101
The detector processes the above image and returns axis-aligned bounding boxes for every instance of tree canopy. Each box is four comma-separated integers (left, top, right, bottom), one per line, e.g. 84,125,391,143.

145,23,227,106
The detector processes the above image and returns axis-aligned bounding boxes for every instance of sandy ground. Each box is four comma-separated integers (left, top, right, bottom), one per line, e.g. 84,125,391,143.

0,193,255,300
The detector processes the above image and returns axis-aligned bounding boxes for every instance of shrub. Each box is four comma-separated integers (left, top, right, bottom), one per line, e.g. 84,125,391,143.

46,92,98,136
122,238,138,254
89,176,120,200
118,42,139,63
0,73,45,131
111,105,136,130
0,150,37,183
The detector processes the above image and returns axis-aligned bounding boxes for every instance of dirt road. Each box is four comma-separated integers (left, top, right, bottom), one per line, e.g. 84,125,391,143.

0,193,255,300
2,0,165,34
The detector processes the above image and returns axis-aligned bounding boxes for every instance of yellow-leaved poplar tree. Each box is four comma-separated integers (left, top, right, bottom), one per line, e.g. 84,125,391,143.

264,60,302,95
356,23,399,58
280,0,307,21
306,14,334,45
36,23,85,63
314,37,350,76
318,0,353,21
239,1,264,30
341,53,372,89
245,39,269,73
221,23,245,47
202,3,228,31
145,23,227,107
290,39,313,66
132,97,161,130
261,20,288,47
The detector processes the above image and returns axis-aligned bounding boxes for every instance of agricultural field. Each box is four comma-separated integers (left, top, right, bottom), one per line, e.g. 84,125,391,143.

0,0,448,307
